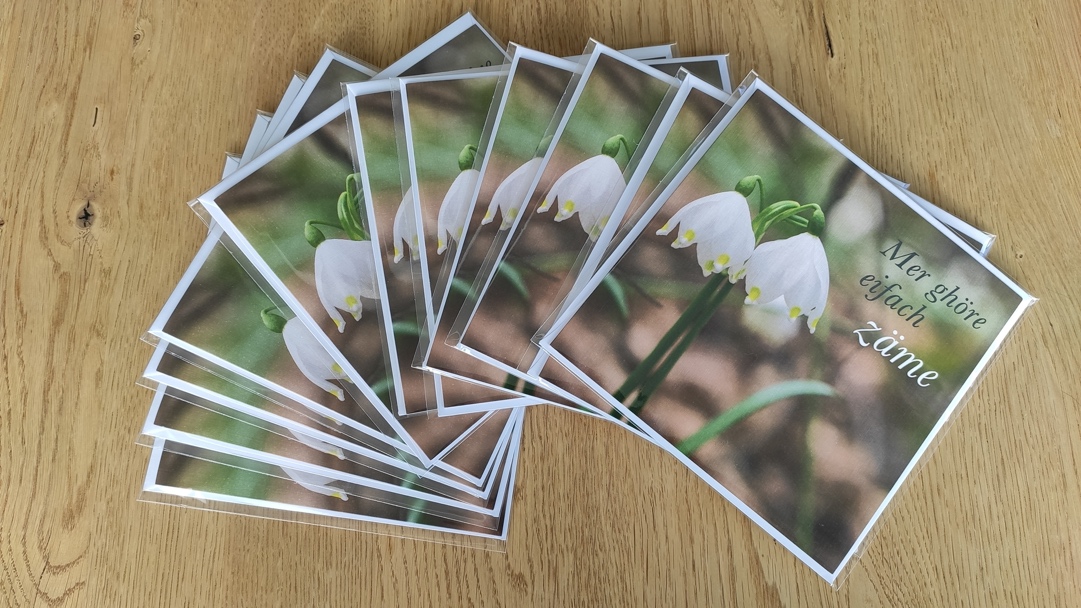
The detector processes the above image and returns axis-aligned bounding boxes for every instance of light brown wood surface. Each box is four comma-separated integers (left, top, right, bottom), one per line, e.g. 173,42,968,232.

2,0,1079,605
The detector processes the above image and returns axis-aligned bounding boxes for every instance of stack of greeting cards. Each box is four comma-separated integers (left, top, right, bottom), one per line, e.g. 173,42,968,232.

139,13,1034,584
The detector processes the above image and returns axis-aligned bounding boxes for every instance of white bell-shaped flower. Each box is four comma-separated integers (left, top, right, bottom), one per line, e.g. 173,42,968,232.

482,157,543,230
288,429,345,460
436,169,479,254
743,232,830,333
537,155,625,240
741,296,800,346
281,466,348,501
282,317,349,401
314,239,379,332
392,187,421,263
656,192,756,278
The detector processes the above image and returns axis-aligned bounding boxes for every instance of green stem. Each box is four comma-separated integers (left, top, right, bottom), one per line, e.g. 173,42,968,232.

601,134,634,162
675,380,837,454
751,176,765,213
502,374,519,391
794,401,821,553
400,472,426,524
345,173,360,208
337,191,368,241
612,272,729,402
628,281,734,414
736,175,766,214
751,200,800,239
753,202,823,240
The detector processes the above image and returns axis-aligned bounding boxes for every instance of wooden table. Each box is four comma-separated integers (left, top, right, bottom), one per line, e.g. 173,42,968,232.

2,1,1078,605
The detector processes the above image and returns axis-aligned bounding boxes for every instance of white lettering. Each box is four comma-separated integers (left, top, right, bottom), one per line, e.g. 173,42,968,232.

853,321,939,387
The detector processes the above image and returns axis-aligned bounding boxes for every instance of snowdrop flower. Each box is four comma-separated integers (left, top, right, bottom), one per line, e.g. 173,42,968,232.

314,238,379,332
392,187,420,262
656,192,756,278
743,232,830,332
281,317,350,401
281,466,348,501
436,168,479,254
482,157,543,230
537,155,625,240
741,296,800,346
288,429,345,460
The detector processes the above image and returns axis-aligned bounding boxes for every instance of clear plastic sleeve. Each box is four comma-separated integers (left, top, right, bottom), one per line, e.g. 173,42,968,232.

443,42,699,418
396,63,561,414
139,432,521,549
535,72,1037,585
139,387,523,526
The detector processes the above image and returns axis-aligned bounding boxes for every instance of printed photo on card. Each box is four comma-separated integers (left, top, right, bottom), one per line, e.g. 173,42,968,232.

539,77,1034,583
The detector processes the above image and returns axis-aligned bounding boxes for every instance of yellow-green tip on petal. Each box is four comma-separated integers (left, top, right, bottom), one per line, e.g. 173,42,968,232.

333,318,344,330
788,306,802,319
482,210,493,221
747,286,761,302
538,198,551,212
344,295,358,309
717,254,730,266
703,260,715,272
809,316,820,333
331,363,343,375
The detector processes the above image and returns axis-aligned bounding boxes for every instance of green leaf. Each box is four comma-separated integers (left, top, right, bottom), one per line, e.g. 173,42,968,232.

400,472,427,523
218,463,274,501
601,274,629,319
369,376,392,398
450,277,476,300
676,380,838,455
496,262,529,301
392,320,421,338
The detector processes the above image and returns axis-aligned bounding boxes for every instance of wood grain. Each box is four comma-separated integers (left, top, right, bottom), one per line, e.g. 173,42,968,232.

2,0,1079,605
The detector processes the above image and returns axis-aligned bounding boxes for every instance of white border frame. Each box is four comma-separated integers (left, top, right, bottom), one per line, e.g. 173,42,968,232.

538,78,1036,583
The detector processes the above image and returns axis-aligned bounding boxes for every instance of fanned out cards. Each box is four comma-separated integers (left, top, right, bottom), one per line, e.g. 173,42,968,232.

139,13,1030,584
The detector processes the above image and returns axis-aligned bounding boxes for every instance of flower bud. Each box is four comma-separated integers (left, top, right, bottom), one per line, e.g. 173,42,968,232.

458,144,478,172
734,175,761,199
808,207,826,236
261,307,287,333
304,220,326,248
601,134,629,158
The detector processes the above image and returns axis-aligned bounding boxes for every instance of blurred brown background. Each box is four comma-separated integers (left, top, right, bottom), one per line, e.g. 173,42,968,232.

1,0,1078,605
